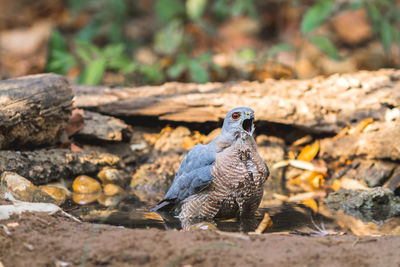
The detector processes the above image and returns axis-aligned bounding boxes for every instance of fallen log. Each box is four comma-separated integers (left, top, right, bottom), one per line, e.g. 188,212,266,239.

0,149,123,185
73,69,400,134
0,74,73,149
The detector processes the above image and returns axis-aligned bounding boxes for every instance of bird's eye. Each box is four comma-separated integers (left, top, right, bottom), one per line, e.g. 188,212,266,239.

231,112,240,120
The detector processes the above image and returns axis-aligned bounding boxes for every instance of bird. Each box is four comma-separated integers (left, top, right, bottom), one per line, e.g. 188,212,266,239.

151,107,269,224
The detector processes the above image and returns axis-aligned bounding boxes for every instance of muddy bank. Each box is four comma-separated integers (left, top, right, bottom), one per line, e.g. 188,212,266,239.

1,212,400,267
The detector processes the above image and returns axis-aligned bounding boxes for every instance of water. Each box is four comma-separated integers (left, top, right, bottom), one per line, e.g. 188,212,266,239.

62,196,345,234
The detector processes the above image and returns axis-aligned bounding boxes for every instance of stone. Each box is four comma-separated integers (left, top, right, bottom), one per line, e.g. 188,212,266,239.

72,175,102,194
130,153,184,203
97,167,130,187
153,126,191,152
0,172,55,203
326,187,400,223
39,185,69,205
103,184,124,196
72,193,101,205
363,161,396,187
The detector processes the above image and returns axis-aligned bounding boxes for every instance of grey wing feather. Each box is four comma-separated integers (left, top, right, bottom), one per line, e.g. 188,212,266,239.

162,144,215,203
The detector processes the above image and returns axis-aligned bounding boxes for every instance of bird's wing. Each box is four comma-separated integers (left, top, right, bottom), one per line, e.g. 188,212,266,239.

151,144,215,211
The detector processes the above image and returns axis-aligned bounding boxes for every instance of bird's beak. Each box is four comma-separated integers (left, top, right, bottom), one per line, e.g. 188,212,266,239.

242,112,255,136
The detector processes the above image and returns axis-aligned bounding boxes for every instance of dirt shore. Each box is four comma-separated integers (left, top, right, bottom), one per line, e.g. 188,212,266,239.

1,212,399,267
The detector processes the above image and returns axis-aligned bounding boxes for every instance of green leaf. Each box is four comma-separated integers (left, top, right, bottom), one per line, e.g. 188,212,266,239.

231,0,259,20
76,23,100,42
237,47,256,62
266,43,293,58
139,64,164,84
167,62,186,78
186,0,207,21
349,1,363,10
78,58,106,85
154,20,184,55
380,19,392,54
212,0,230,20
366,4,381,24
301,0,334,33
309,36,340,60
46,30,76,74
155,0,185,23
391,25,400,51
48,30,68,52
188,60,209,83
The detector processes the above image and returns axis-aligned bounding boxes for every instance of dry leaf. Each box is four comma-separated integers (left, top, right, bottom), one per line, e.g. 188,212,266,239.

288,191,326,202
66,108,85,137
70,143,82,152
339,177,370,190
292,135,313,146
297,141,319,161
348,117,374,135
331,179,342,191
288,160,315,170
253,213,273,234
301,198,318,213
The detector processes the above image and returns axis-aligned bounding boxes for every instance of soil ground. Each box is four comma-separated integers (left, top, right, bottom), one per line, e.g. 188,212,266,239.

1,212,400,267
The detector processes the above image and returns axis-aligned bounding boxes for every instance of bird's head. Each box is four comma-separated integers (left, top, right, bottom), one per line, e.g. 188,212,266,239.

221,107,255,139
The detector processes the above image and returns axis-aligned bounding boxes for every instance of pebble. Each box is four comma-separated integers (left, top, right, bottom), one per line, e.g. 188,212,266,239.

39,185,68,205
97,167,127,185
0,172,55,203
72,192,101,205
103,184,124,196
186,222,218,231
72,175,102,194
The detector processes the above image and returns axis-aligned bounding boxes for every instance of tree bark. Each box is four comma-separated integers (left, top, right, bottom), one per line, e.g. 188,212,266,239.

73,69,400,134
0,74,73,149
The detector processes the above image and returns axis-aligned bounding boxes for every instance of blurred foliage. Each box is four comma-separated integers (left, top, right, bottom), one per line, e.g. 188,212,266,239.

45,0,400,85
301,0,400,59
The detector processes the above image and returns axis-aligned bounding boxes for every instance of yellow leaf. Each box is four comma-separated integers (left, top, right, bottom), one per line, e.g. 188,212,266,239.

331,179,342,191
348,117,374,135
308,173,325,190
297,140,319,161
254,213,273,234
301,198,318,213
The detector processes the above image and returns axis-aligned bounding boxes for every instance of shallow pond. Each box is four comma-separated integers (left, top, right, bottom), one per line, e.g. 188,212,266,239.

62,195,400,235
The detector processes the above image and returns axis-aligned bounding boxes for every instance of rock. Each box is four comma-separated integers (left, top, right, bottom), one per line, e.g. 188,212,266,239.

72,175,102,194
186,221,218,231
74,111,133,142
97,195,121,206
0,149,123,185
72,193,101,205
0,172,55,203
326,187,400,223
338,159,397,188
383,168,400,194
320,121,400,161
130,153,184,203
103,184,124,196
331,9,372,46
97,167,130,187
39,185,69,205
154,126,191,152
363,161,397,187
256,135,286,198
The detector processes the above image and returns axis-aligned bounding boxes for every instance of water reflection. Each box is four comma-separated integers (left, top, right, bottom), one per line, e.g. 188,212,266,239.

62,195,400,235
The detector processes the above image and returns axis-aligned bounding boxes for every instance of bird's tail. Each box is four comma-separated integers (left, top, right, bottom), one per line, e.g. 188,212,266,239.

150,200,171,212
